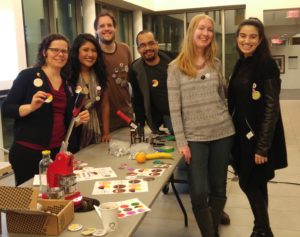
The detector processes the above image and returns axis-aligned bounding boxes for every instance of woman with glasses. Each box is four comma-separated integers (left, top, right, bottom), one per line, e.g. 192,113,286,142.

228,18,287,237
167,14,235,237
69,33,110,148
2,34,90,186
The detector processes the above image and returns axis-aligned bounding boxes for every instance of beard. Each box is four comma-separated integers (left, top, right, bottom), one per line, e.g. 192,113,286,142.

142,50,157,62
99,35,115,45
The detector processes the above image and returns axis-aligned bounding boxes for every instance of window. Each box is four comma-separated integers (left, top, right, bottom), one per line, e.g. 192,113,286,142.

225,9,245,80
143,13,184,59
55,0,81,43
264,8,300,88
95,3,134,56
23,0,50,66
22,0,82,66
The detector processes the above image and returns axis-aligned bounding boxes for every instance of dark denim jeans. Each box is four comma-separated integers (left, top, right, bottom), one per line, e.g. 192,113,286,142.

187,135,234,208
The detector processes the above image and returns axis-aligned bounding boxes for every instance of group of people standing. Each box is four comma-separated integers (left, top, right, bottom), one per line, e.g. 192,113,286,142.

2,11,132,186
167,15,287,237
2,10,287,237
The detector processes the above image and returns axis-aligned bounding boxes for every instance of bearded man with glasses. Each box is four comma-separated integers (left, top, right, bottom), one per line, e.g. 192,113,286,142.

129,30,173,134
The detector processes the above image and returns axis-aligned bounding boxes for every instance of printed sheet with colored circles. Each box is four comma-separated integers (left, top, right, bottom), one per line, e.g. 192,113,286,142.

92,179,148,195
117,198,151,218
126,168,166,177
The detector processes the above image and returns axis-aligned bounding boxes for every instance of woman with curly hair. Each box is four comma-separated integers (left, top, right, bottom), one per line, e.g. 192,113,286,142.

2,34,89,185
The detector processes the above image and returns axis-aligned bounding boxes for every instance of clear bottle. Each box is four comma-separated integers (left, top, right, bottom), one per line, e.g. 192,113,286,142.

39,150,53,195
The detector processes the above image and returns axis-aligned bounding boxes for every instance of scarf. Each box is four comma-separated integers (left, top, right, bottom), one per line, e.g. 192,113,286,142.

78,70,102,148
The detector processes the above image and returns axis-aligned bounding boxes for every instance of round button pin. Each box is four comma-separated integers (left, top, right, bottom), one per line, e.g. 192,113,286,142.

67,223,83,232
81,227,97,236
33,78,43,87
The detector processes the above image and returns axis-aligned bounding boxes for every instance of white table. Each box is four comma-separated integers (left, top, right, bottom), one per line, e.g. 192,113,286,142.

3,128,186,237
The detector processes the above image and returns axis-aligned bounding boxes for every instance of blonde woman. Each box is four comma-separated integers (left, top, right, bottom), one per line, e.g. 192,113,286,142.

167,14,235,237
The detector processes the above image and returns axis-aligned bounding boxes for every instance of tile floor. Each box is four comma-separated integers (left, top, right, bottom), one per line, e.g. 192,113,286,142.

134,100,300,237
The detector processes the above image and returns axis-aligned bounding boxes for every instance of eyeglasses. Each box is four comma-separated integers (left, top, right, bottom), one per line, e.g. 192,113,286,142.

48,47,69,55
137,41,157,50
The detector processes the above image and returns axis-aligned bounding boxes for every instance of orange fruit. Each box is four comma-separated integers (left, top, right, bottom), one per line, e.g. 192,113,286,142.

135,152,146,164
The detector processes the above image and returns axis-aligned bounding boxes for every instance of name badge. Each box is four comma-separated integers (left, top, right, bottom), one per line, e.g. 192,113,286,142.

246,131,254,140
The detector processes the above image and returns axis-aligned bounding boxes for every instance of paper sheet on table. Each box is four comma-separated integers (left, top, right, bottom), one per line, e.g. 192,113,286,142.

116,198,151,218
74,167,117,182
92,179,148,195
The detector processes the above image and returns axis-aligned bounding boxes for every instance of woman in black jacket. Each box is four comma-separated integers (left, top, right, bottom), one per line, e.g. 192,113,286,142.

228,18,287,237
2,34,89,186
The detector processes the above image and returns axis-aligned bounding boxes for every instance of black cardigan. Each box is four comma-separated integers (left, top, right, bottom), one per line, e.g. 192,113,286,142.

2,67,77,151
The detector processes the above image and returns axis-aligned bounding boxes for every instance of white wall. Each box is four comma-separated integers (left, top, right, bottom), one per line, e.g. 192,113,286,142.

271,45,300,89
0,0,26,90
0,0,26,161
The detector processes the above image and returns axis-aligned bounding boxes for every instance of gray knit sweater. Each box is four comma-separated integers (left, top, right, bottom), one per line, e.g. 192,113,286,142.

167,60,235,147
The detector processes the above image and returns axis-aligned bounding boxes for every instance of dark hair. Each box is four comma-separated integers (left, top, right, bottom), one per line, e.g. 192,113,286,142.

135,30,156,46
236,17,271,61
69,33,107,89
35,34,70,79
94,11,117,31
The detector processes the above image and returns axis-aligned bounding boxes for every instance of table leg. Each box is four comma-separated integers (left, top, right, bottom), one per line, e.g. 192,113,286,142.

170,174,188,227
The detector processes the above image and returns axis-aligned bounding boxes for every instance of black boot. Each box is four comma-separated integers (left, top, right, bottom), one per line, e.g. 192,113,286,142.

250,229,274,237
210,197,227,237
220,210,230,225
249,202,273,237
192,206,215,237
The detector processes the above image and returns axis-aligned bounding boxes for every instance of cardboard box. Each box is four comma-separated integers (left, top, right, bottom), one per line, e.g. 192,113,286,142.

0,186,74,236
0,162,13,178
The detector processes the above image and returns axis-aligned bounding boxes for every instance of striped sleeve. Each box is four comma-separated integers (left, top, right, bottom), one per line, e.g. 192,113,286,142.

167,64,187,147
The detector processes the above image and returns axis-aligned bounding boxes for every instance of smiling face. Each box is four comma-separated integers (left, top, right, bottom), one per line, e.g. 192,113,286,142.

96,15,116,45
45,40,69,69
237,25,261,57
78,41,97,70
193,18,214,50
137,32,159,63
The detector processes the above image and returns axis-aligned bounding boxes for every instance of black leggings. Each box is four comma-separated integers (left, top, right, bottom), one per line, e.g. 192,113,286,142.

9,143,59,186
242,178,271,232
243,179,268,204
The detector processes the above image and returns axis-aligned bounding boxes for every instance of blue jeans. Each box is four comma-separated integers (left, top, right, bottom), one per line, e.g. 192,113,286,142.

187,136,234,208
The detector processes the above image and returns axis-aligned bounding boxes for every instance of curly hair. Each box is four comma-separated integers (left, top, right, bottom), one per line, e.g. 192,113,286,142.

35,33,71,80
69,33,107,89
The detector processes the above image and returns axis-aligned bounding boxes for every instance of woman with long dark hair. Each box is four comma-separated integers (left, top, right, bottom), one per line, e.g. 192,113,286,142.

228,17,288,237
70,33,110,147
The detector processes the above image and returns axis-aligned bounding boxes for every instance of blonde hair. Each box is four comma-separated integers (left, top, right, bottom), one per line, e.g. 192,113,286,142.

173,14,217,78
